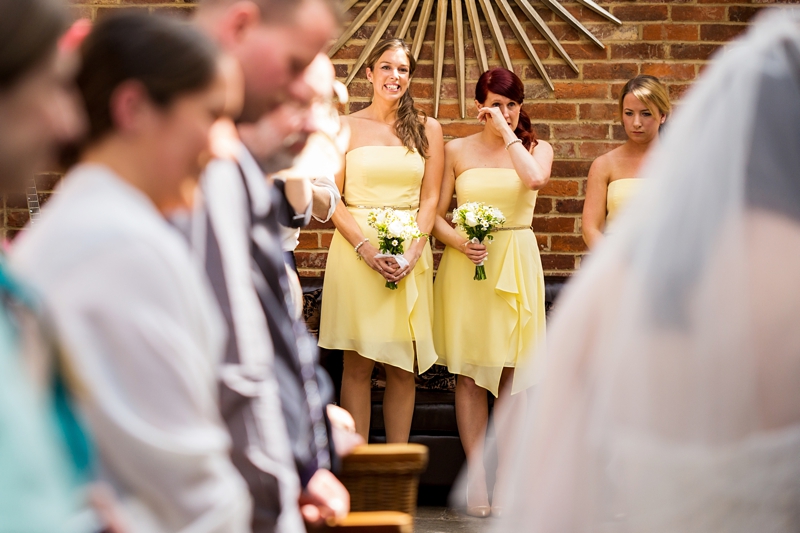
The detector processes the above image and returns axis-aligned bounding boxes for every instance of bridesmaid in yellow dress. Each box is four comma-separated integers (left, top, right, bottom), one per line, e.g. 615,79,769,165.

432,68,552,517
582,75,671,247
319,39,443,443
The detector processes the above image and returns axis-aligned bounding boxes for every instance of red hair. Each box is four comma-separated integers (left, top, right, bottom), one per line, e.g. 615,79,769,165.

475,67,537,150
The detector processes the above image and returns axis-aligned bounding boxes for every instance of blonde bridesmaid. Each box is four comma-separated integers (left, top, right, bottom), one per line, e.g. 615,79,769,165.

582,75,671,247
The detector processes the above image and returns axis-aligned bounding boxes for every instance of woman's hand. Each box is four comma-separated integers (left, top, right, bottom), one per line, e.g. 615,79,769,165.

358,243,400,281
460,240,488,265
478,106,514,136
384,245,422,284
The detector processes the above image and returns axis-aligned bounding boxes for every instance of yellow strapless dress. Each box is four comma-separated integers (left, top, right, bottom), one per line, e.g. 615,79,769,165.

606,178,642,224
319,146,437,374
433,168,546,396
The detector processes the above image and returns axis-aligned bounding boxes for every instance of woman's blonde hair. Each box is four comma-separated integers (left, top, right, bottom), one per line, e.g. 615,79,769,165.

364,38,428,158
618,75,672,119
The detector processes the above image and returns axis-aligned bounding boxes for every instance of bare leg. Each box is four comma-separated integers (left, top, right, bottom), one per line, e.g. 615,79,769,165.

455,375,490,514
341,350,375,442
492,367,526,513
383,363,416,443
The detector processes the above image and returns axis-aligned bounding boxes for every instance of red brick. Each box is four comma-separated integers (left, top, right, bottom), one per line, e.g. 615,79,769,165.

551,160,593,178
700,24,747,42
320,233,333,249
532,217,575,233
579,103,617,121
553,83,608,100
526,103,577,121
552,124,609,141
580,142,620,159
583,63,639,81
671,6,725,22
612,5,668,21
641,63,696,81
610,43,665,61
560,43,608,61
555,199,584,214
536,235,548,251
541,254,576,271
643,24,699,42
729,7,763,23
539,179,580,197
551,235,587,253
297,232,318,249
534,197,553,214
441,123,483,138
670,43,720,61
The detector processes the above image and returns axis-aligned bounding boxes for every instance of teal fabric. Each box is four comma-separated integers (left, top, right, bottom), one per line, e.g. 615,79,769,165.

0,259,91,532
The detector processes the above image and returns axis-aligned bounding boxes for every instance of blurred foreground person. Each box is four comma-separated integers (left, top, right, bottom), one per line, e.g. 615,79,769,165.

240,53,346,314
492,11,800,533
0,1,93,531
12,13,252,533
193,1,348,530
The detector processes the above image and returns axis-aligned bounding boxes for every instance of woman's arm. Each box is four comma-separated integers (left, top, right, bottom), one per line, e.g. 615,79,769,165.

387,117,444,281
582,155,611,248
478,106,552,190
431,140,488,266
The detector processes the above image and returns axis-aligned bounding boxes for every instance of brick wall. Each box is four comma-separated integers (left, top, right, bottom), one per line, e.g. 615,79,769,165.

5,0,792,277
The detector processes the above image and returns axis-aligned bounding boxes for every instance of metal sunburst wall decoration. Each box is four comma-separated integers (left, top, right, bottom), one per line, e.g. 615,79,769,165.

330,0,620,118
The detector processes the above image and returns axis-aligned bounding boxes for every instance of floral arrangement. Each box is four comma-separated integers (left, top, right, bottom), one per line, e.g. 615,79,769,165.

367,208,424,289
452,202,506,280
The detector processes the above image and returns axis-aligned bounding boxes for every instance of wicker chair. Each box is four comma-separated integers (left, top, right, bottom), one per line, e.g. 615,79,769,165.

338,443,429,516
326,511,413,532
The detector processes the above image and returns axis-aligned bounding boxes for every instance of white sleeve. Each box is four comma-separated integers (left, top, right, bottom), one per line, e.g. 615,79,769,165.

48,241,251,533
311,175,341,223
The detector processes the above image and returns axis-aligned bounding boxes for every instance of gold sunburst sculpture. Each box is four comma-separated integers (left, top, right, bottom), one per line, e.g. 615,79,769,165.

330,0,620,118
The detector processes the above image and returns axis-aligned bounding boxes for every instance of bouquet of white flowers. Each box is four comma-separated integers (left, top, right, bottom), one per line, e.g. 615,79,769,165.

367,208,424,289
452,202,506,280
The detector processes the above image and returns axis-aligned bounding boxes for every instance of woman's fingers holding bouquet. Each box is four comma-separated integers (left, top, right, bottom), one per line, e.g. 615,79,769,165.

462,241,488,265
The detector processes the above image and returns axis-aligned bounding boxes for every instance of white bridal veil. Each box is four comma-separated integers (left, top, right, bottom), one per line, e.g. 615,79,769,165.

491,10,800,532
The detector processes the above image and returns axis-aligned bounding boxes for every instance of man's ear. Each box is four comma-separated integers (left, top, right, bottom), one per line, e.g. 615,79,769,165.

215,0,262,49
109,80,150,134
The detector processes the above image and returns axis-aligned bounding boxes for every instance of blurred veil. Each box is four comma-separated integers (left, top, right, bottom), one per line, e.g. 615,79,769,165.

491,10,800,532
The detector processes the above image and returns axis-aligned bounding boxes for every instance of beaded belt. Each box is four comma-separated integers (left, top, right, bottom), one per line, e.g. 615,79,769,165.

344,201,419,210
492,226,531,232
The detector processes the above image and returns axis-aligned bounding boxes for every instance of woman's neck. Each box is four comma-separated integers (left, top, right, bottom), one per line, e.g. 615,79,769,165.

479,122,507,150
81,139,174,214
624,136,658,157
366,96,400,125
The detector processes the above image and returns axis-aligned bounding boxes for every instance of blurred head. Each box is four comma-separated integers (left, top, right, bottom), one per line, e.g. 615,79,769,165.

619,75,670,144
242,53,344,173
73,12,225,207
364,39,428,158
195,0,339,123
0,0,85,191
475,67,536,150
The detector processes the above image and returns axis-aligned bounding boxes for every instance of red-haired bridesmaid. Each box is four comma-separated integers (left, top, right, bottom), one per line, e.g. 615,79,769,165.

432,67,552,517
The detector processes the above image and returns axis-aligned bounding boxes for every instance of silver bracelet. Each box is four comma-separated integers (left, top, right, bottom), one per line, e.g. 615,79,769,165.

354,237,369,259
505,138,523,150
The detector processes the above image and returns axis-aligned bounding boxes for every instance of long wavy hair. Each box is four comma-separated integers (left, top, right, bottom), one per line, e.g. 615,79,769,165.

475,67,537,151
364,38,428,158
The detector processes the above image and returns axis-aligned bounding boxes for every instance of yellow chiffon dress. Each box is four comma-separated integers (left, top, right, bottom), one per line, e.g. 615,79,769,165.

433,168,546,397
606,178,642,223
319,146,437,374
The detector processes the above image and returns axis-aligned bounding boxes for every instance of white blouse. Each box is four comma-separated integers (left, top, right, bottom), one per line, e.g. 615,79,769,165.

12,164,251,533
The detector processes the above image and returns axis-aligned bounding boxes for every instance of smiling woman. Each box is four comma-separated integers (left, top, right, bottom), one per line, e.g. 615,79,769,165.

318,38,444,445
582,75,672,249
